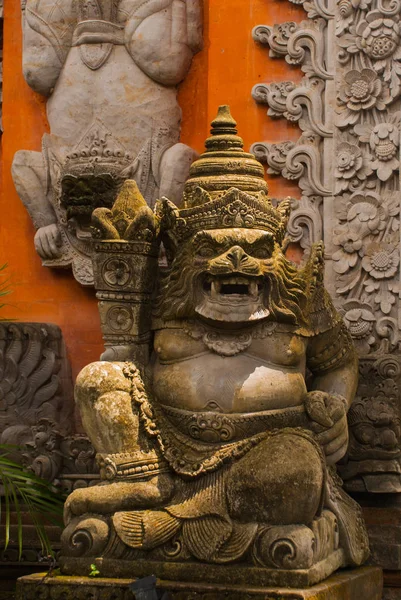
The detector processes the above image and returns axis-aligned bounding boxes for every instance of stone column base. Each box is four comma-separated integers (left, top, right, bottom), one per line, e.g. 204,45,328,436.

16,567,382,600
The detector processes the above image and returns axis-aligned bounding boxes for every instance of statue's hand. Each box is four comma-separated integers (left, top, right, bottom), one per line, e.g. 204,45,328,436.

305,391,348,466
34,224,62,259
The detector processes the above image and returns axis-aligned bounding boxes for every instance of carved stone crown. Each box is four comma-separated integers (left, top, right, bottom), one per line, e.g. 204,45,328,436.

158,188,291,245
158,106,292,245
60,122,134,219
62,121,133,179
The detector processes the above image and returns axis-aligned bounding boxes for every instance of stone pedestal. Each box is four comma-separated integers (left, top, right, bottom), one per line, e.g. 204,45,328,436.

16,567,382,600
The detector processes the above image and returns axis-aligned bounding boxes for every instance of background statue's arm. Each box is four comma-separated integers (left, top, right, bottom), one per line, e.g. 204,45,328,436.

22,0,76,96
125,0,203,86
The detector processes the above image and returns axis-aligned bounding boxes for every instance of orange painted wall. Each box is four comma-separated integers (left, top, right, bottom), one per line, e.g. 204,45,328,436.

1,0,304,382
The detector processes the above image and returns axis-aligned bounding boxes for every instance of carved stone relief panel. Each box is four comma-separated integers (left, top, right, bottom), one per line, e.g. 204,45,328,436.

0,322,99,490
252,0,401,495
12,0,203,286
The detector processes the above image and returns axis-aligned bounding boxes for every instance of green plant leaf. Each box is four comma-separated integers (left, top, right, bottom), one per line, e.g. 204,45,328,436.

89,564,101,577
0,445,66,558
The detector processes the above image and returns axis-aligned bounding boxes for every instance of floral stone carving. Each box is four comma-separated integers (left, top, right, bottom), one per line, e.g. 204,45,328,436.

252,0,401,497
12,0,203,286
59,108,369,588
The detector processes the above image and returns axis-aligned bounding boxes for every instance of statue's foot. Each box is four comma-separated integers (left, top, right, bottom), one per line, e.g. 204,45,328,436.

64,475,174,524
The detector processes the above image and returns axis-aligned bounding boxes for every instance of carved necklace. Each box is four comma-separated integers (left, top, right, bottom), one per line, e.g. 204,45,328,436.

182,320,278,357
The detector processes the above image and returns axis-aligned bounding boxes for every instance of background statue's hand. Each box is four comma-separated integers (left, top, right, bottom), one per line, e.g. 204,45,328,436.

305,391,349,466
34,223,62,259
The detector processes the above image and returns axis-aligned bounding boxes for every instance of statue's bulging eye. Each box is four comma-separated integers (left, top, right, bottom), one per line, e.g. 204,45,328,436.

253,247,270,259
197,246,215,258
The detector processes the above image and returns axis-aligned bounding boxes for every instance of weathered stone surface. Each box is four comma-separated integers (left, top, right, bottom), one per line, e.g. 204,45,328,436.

12,0,203,285
16,567,383,600
58,107,371,589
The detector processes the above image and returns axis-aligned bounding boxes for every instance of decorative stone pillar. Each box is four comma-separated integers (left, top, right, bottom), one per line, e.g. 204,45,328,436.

91,180,159,364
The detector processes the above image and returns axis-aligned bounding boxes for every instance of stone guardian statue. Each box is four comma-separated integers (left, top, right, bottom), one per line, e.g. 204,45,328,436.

12,0,203,285
60,107,369,589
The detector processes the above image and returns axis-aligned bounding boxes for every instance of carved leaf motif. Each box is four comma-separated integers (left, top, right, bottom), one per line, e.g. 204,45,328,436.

286,197,323,247
0,324,72,430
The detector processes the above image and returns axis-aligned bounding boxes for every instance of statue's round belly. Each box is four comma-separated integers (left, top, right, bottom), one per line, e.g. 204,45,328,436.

152,354,307,413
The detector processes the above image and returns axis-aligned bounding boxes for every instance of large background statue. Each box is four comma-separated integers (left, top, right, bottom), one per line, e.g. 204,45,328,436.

59,108,369,589
12,0,203,285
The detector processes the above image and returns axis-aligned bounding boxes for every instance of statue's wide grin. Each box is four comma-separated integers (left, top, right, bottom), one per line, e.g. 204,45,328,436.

196,275,269,323
203,276,264,304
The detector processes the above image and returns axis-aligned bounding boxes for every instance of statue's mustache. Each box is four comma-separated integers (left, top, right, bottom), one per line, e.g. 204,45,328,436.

208,256,262,277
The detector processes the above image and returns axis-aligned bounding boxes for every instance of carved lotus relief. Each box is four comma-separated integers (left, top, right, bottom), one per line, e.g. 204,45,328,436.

334,141,373,192
363,241,400,315
337,68,388,126
362,241,399,281
357,12,401,58
339,10,401,98
346,192,388,234
354,117,400,181
332,228,363,273
333,190,399,316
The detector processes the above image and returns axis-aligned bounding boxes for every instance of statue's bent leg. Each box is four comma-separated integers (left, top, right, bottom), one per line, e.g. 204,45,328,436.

157,143,198,206
75,362,139,454
226,431,324,526
65,362,173,523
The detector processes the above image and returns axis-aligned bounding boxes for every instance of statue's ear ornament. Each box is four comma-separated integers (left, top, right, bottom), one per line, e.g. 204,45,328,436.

302,241,326,296
277,197,292,229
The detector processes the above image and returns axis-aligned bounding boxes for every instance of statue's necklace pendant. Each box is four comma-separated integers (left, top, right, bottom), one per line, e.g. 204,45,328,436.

183,321,278,357
77,0,120,70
